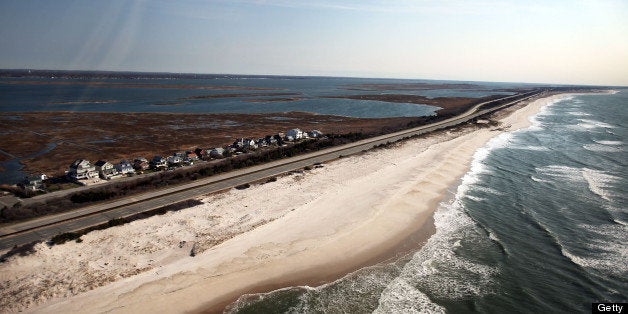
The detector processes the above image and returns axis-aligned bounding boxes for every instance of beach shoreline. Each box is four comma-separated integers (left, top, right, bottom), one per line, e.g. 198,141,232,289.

3,92,576,313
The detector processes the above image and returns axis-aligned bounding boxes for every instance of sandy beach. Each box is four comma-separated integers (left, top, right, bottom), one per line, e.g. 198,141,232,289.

0,93,569,313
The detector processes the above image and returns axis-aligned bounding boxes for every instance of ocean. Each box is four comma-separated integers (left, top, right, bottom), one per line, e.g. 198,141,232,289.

226,91,627,313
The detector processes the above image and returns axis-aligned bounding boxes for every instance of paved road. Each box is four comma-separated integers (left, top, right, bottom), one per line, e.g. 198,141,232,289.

0,91,542,250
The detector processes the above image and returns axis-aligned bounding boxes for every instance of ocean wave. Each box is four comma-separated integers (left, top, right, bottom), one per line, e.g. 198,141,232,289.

593,140,623,145
567,111,591,116
577,119,616,130
226,258,404,313
583,144,624,153
530,175,552,183
374,279,446,314
536,165,582,182
511,145,550,151
465,195,487,202
581,168,620,202
376,195,498,308
561,224,628,277
470,185,505,196
536,166,620,202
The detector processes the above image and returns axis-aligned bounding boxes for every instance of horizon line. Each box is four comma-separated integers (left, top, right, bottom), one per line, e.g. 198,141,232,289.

0,68,624,88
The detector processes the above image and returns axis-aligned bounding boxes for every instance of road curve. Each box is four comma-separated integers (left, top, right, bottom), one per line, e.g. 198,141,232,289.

0,91,542,250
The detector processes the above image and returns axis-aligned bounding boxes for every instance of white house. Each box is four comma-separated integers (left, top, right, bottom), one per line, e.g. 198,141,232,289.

114,160,135,175
95,160,120,179
67,159,99,180
22,174,47,191
286,128,304,140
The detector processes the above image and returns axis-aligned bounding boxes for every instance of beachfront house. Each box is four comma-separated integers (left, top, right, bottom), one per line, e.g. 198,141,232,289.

195,148,211,160
167,155,183,166
21,174,47,191
67,159,99,181
308,130,324,138
95,160,120,180
133,157,149,171
273,134,285,146
186,151,199,161
209,147,225,158
150,156,168,170
265,135,278,146
233,138,245,149
114,160,135,175
244,139,258,150
286,128,304,140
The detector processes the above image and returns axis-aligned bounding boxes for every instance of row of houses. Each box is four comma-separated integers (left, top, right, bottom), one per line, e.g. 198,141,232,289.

60,128,323,185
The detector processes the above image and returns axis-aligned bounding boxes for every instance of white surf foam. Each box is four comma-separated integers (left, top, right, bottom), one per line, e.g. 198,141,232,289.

465,195,487,202
374,279,446,314
376,151,501,309
577,119,616,130
527,95,574,131
581,168,620,202
567,111,591,116
530,175,552,183
470,185,505,196
593,140,623,146
511,145,550,151
561,224,628,277
583,144,623,153
536,165,583,182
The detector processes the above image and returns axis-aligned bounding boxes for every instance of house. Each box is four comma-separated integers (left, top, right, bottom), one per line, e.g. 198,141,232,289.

114,160,135,175
308,130,324,138
166,155,183,166
133,157,149,171
285,135,295,142
94,160,120,179
21,174,47,191
286,128,304,140
150,156,168,170
209,147,225,158
195,148,211,160
233,138,245,149
186,151,199,161
265,135,278,146
243,139,258,150
273,134,285,146
67,159,99,180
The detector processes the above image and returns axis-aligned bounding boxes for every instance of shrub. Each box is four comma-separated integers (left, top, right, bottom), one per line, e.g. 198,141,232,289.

70,190,116,203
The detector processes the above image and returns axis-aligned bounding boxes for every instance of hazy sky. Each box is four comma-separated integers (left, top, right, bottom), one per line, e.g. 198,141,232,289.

1,0,627,85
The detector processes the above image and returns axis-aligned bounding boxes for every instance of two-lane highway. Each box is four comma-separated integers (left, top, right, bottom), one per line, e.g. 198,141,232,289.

0,91,543,250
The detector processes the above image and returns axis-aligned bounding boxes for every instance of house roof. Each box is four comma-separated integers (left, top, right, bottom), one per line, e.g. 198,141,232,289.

94,160,110,167
70,159,89,168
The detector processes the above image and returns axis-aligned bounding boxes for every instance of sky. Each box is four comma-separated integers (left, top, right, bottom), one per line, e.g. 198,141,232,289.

0,0,627,86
